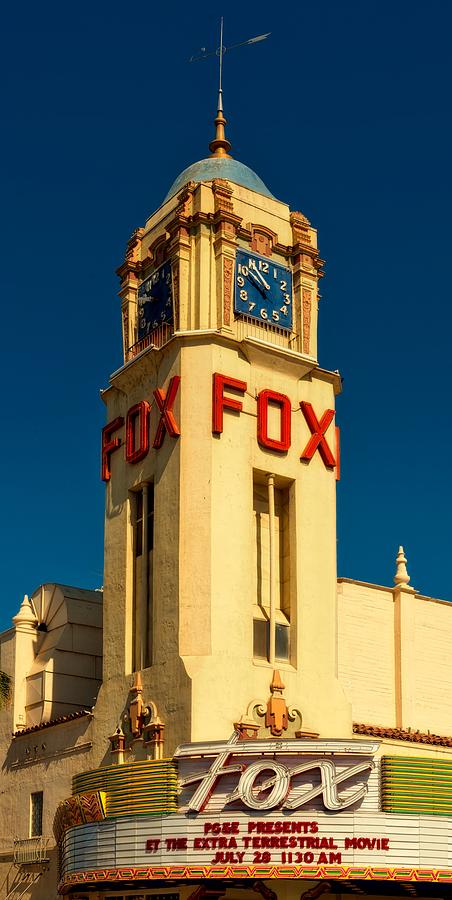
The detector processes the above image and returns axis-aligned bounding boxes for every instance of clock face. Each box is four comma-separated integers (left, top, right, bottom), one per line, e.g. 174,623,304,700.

137,260,173,340
234,249,293,331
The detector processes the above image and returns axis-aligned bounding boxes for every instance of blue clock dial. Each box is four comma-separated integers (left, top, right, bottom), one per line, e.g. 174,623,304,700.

234,249,293,331
137,260,173,340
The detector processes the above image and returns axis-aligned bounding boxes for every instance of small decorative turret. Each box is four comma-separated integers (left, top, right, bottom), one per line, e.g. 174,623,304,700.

12,594,38,631
109,725,126,764
394,545,415,591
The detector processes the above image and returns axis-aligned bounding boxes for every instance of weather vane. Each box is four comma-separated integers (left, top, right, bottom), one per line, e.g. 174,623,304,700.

189,17,271,158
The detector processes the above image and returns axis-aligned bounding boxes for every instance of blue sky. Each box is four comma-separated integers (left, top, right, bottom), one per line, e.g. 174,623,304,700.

1,0,451,630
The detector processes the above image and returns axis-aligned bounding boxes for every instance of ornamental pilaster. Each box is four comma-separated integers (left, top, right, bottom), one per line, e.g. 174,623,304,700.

212,180,242,330
166,184,195,332
290,211,322,360
117,228,143,362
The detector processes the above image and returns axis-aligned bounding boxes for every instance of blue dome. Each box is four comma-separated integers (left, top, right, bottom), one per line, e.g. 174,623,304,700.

164,156,274,203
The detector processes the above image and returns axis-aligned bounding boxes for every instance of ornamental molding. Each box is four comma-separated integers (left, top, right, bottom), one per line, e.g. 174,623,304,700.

109,672,165,762
223,257,233,326
235,670,303,739
302,288,312,355
53,790,105,843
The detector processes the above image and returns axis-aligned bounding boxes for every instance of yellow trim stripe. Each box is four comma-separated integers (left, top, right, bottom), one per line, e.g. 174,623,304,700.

72,758,178,820
382,756,452,816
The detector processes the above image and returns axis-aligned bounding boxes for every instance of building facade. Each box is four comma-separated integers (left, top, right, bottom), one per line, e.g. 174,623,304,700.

1,103,452,900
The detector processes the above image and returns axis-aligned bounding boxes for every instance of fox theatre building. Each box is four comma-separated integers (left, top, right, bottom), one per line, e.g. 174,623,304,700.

49,100,452,900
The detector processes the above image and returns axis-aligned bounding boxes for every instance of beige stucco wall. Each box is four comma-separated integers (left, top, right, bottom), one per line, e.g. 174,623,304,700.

0,708,94,900
337,580,396,726
411,595,452,732
338,577,452,735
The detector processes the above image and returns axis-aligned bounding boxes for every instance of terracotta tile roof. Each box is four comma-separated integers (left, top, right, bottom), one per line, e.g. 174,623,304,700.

13,709,92,737
353,722,452,748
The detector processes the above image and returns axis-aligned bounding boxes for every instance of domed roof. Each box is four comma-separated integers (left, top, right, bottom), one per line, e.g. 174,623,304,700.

164,156,275,203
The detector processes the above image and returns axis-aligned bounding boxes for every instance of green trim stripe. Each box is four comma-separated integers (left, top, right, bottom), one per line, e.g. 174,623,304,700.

382,756,452,816
72,758,178,819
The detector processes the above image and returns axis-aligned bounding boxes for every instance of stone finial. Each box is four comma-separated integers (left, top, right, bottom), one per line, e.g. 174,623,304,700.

394,546,414,590
109,725,126,764
129,671,145,737
265,670,289,737
143,706,165,760
12,594,38,631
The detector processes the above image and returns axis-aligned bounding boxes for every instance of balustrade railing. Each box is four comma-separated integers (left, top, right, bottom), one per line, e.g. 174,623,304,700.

127,323,174,360
13,836,50,865
126,318,300,362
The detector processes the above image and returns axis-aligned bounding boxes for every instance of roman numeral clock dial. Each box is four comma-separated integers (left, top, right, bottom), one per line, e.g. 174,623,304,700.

234,249,293,330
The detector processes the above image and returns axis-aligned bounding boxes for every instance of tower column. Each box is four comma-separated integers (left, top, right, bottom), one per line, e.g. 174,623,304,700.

12,594,38,731
268,472,276,666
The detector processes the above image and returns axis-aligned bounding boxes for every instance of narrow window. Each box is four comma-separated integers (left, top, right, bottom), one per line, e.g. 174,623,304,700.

253,474,291,662
30,791,43,837
132,483,154,670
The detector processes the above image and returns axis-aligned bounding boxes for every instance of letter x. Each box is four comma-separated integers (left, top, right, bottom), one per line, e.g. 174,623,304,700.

153,375,181,449
300,401,336,468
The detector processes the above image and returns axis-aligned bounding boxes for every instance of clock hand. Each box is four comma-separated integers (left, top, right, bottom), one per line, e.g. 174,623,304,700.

251,267,271,291
248,269,268,297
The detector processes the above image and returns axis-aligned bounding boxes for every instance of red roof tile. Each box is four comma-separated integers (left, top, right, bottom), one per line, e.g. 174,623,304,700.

353,722,452,747
13,709,92,737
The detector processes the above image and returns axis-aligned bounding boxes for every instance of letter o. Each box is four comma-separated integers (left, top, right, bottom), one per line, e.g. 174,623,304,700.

257,389,291,452
236,760,290,810
126,400,151,464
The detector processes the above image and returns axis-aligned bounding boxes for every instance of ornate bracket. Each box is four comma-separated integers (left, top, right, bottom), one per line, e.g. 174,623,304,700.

235,670,302,738
109,673,166,762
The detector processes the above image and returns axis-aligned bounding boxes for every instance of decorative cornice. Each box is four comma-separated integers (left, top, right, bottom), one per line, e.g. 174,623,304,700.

125,228,143,260
116,259,140,283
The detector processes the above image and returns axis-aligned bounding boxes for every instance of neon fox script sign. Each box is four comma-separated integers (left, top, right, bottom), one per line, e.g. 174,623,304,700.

174,732,375,814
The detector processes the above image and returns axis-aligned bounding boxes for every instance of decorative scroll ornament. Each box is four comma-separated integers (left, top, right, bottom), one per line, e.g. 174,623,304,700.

122,305,129,359
117,672,166,760
223,257,233,325
129,671,145,737
302,288,312,355
266,670,289,736
172,262,180,330
235,670,302,738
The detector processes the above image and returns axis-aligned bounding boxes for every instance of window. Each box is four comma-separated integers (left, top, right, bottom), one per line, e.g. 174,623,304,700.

253,474,291,662
30,791,43,837
132,483,154,670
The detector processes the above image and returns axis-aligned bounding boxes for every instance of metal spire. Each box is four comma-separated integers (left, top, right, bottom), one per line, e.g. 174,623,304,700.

189,18,271,158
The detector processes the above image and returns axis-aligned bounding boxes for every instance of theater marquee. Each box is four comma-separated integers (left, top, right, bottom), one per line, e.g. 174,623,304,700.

59,736,452,889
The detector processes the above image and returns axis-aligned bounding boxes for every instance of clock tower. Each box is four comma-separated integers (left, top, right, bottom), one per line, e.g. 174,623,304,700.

98,97,351,754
